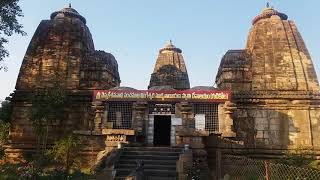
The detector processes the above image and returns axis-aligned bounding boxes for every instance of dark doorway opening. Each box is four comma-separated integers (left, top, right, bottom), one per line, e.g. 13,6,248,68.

153,115,171,146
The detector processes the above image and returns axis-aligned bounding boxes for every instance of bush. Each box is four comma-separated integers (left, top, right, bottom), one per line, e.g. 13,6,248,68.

30,87,67,157
0,163,20,180
0,96,13,123
46,135,83,174
0,121,10,159
309,160,320,170
0,162,93,179
30,87,66,135
277,148,318,169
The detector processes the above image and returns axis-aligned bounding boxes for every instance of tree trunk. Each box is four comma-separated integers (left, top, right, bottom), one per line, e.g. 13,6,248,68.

65,148,70,178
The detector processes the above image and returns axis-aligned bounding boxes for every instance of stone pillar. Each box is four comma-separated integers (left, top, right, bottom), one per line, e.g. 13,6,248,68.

92,101,105,133
219,101,236,138
132,102,148,144
178,102,194,128
132,102,148,134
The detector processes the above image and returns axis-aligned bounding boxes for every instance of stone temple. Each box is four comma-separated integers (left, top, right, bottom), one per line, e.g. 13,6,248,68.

7,5,121,159
5,5,320,179
216,6,320,148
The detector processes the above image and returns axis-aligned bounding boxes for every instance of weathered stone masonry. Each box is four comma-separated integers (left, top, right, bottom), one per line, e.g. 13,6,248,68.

5,5,320,174
215,7,320,149
6,5,121,162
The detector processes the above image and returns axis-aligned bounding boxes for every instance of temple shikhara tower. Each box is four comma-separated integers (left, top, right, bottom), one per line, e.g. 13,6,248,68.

149,41,190,90
216,6,320,148
4,4,320,180
7,5,121,160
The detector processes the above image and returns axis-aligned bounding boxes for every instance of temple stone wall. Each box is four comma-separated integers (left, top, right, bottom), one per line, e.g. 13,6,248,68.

234,104,320,148
308,108,320,147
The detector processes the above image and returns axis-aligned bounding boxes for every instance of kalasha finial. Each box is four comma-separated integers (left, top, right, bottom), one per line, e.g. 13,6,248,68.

169,39,173,45
266,2,270,8
69,3,72,8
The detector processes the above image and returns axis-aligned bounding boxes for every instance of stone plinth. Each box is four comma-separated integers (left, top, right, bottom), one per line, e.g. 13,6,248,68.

175,126,209,148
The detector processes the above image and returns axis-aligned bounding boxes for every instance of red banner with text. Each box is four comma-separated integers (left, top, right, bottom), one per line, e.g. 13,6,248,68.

93,90,231,102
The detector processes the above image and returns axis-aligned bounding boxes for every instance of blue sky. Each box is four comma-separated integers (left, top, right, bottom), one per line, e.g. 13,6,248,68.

0,0,319,101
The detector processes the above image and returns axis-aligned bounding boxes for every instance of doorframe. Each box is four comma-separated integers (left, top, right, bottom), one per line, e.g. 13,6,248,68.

147,114,176,146
153,115,171,146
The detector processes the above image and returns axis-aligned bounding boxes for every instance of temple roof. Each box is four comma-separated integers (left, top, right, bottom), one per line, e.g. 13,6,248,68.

159,40,182,53
149,41,190,90
50,4,86,24
190,86,217,90
110,86,137,91
83,50,120,81
252,7,288,25
148,85,176,90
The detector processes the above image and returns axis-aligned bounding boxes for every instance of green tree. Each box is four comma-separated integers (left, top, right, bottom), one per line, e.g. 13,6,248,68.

0,121,10,159
0,121,10,145
0,95,13,159
30,86,67,155
0,0,26,71
47,135,83,175
0,95,13,123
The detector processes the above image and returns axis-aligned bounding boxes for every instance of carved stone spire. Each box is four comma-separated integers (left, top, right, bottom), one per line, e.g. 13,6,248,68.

247,7,319,91
149,41,190,90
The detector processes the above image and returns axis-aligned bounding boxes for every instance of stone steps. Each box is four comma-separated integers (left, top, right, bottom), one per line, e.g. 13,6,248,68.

115,163,176,171
117,159,177,166
115,169,177,178
114,147,182,180
122,150,181,156
120,154,179,161
123,146,182,152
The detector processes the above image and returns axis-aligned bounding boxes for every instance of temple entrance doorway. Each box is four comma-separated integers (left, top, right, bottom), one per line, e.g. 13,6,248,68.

153,115,171,146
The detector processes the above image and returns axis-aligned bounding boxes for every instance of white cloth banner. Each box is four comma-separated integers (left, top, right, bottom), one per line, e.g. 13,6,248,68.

195,114,206,130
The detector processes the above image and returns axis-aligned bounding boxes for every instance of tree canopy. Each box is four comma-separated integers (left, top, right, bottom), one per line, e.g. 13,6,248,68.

0,0,26,71
0,95,13,123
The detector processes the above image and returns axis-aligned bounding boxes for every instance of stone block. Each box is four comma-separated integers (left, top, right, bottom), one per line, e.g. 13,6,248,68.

105,141,128,147
255,123,268,130
256,131,264,138
102,129,135,135
237,110,247,117
263,131,270,138
270,124,280,131
248,110,265,118
270,118,279,125
255,117,267,125
268,111,279,118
